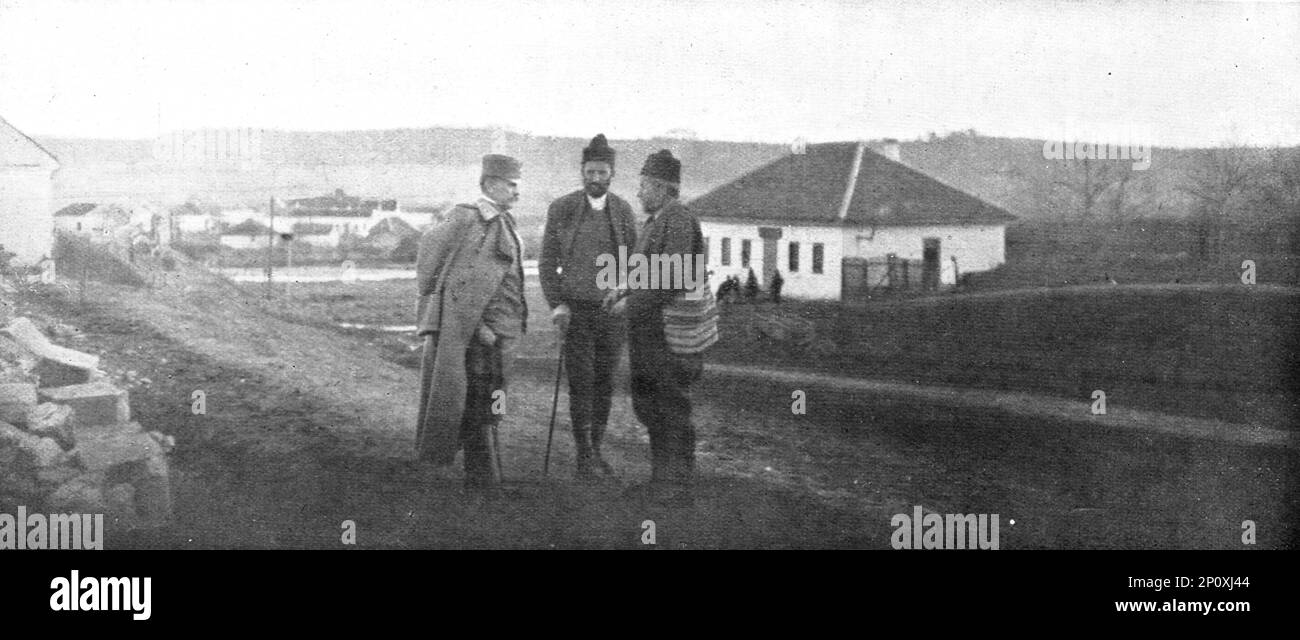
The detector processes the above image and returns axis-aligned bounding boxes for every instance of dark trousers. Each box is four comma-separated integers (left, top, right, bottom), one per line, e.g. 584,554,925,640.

563,301,624,445
628,318,703,485
461,339,504,489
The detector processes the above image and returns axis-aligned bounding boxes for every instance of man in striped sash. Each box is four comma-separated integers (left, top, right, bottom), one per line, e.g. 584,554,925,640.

606,149,704,505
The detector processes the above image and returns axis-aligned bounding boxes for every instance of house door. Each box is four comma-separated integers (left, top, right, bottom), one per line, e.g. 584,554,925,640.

758,226,782,284
841,258,869,302
922,237,940,291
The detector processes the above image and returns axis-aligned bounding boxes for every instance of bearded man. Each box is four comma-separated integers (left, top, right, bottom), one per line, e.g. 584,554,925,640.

540,134,638,480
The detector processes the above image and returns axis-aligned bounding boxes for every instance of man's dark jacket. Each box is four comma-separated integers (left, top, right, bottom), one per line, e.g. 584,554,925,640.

539,190,638,309
625,199,702,324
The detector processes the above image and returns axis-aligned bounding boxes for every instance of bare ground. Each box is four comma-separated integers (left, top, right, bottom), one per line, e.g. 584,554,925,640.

8,265,1295,549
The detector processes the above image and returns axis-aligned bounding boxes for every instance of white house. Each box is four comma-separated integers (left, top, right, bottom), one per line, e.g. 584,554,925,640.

0,116,60,266
286,214,373,237
52,203,100,234
219,218,273,249
388,208,439,232
278,190,385,240
54,202,159,239
690,140,1016,301
173,212,220,234
288,221,343,248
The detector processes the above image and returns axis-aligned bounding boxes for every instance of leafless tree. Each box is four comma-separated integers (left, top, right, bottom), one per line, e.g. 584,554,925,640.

1242,148,1300,253
1052,157,1127,221
1260,148,1300,220
1180,148,1254,259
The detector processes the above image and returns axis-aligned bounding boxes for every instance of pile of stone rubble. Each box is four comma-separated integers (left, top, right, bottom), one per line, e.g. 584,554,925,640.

0,315,173,530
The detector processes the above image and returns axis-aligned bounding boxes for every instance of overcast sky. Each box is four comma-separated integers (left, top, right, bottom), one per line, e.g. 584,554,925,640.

1,0,1296,147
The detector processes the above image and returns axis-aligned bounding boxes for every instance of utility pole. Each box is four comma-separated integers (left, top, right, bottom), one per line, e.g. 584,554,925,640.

266,196,275,299
285,233,293,299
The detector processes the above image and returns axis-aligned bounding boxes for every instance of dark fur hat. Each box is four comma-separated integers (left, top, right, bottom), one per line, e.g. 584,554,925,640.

640,149,681,185
582,133,616,165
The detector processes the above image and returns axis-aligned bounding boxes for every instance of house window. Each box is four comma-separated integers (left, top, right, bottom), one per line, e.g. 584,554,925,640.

721,237,731,266
741,239,751,267
812,243,824,274
76,222,82,231
703,236,710,264
788,241,800,272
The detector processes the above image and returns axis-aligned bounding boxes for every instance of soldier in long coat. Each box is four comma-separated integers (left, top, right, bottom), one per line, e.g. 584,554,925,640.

415,154,527,498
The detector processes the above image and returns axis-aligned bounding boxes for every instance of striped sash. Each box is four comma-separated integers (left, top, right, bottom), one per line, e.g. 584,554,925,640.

662,274,719,354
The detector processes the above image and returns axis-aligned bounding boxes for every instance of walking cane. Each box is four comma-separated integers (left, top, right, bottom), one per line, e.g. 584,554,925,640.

543,342,565,477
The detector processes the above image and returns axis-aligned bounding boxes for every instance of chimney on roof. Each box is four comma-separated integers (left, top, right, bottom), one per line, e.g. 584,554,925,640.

879,138,901,163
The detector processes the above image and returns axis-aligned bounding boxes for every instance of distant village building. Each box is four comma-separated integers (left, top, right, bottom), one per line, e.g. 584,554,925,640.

53,202,166,246
220,218,272,249
52,203,99,233
388,206,442,231
0,116,61,266
690,141,1016,301
171,215,209,238
162,202,226,246
54,203,130,236
281,189,395,238
288,221,341,248
365,216,418,252
211,189,433,250
176,208,232,233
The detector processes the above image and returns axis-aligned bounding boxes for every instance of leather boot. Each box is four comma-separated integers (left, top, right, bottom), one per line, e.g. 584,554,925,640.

589,423,615,477
622,434,667,500
573,426,596,480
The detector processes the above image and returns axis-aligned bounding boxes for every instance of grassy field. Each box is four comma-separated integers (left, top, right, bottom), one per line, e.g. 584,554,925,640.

258,273,1298,430
713,287,1298,428
967,220,1300,289
237,218,1300,431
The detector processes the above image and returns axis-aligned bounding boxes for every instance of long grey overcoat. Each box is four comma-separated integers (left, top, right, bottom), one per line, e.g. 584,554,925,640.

414,199,525,464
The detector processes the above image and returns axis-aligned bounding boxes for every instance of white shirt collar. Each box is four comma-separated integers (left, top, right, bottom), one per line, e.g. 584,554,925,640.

476,196,523,255
476,196,504,220
586,193,607,211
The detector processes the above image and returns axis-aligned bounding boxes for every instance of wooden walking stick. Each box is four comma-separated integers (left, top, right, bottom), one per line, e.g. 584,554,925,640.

543,343,565,477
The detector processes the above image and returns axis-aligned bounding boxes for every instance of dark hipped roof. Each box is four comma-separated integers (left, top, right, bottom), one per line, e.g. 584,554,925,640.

53,203,99,217
283,191,396,218
224,219,271,235
367,216,416,237
690,142,1015,227
291,222,334,235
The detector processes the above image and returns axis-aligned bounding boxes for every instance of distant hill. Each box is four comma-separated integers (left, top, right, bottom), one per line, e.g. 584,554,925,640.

35,129,1300,231
893,133,1300,224
34,129,789,241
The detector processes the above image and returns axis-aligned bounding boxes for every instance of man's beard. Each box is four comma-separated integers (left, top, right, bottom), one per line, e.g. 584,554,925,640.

584,181,609,198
